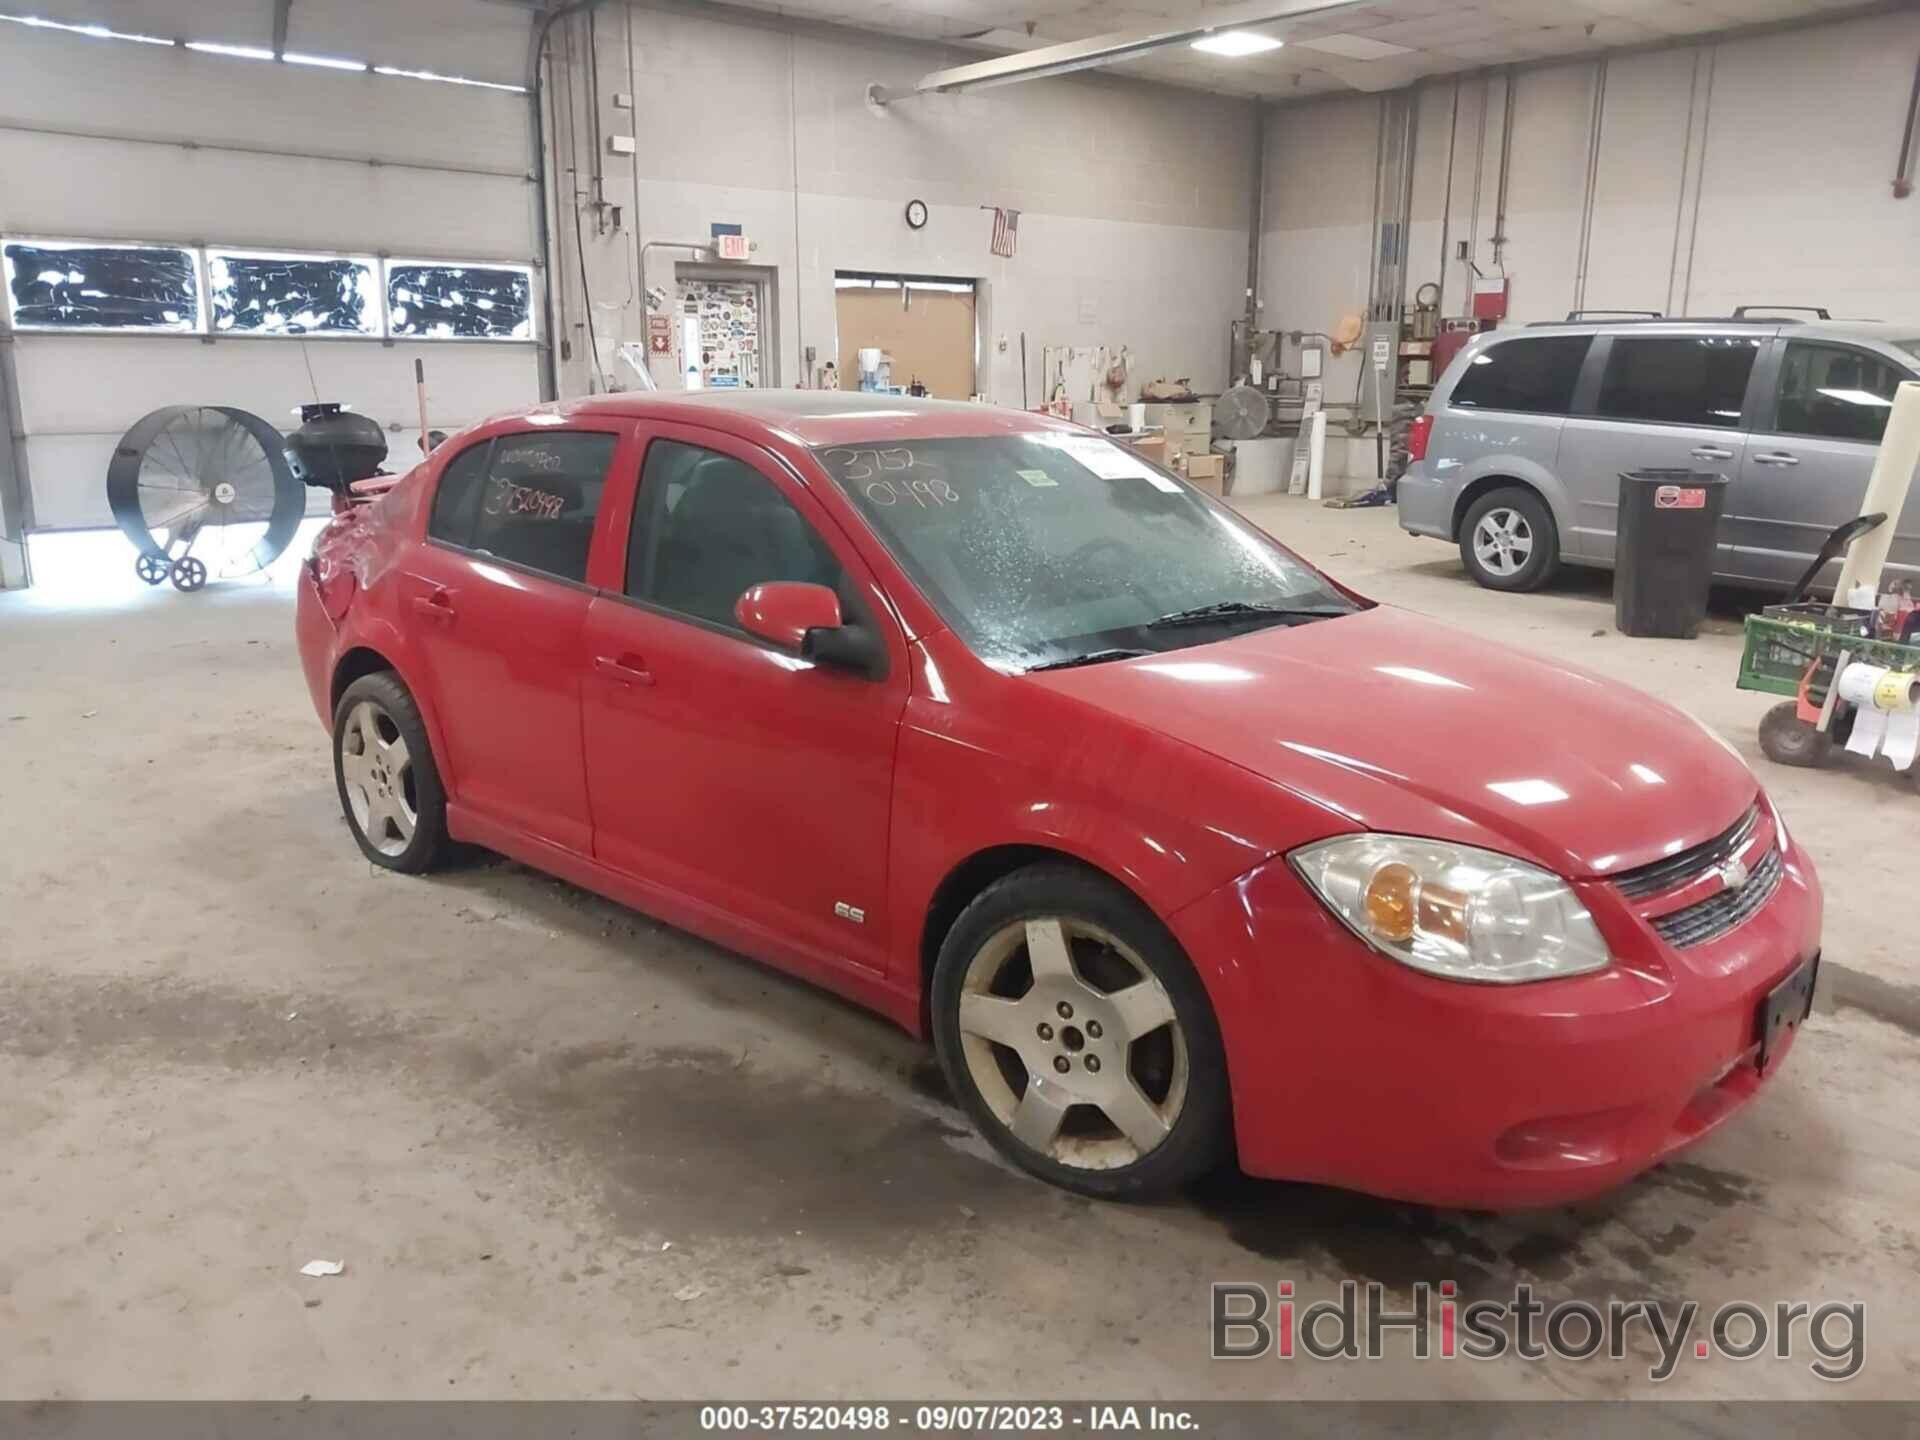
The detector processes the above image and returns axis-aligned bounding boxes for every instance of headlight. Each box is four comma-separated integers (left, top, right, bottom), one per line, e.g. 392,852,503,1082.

1290,834,1610,984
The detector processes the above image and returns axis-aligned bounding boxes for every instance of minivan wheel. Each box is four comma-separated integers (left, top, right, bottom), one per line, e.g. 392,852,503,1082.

931,863,1229,1199
332,671,449,873
1460,487,1559,592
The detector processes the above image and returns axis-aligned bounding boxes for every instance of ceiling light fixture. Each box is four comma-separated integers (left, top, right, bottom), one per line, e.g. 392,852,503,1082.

868,0,1355,104
1192,31,1284,57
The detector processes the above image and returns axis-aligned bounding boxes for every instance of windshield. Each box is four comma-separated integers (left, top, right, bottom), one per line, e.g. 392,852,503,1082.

814,433,1360,671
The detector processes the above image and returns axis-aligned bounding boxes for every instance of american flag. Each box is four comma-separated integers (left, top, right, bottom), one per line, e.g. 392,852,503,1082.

989,206,1020,258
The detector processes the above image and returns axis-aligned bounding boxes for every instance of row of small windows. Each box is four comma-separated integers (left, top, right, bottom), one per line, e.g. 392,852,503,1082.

2,239,534,341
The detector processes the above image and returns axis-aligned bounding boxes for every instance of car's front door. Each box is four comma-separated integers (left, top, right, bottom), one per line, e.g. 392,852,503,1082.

1554,332,1765,578
399,426,628,854
1733,338,1920,591
580,426,909,974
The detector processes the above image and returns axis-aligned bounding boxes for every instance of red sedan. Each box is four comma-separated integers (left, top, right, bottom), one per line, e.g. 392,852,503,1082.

295,391,1821,1208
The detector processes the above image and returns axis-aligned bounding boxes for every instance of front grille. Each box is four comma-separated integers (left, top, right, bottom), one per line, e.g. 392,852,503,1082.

1612,804,1760,900
1650,843,1783,948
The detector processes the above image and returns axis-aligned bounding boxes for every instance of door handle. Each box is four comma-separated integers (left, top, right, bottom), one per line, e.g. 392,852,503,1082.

1752,451,1801,467
1690,446,1734,461
411,590,456,623
594,654,654,687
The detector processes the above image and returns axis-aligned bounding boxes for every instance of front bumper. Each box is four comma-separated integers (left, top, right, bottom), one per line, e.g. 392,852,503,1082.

1170,813,1822,1209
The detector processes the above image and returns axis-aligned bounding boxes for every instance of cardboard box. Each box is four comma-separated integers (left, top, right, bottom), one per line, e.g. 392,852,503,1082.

1126,433,1168,468
1185,453,1225,495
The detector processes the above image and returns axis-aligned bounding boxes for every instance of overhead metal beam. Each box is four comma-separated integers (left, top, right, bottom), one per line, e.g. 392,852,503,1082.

868,0,1362,104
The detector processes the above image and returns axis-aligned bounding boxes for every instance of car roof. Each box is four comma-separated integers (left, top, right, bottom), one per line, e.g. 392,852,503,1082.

497,389,1093,448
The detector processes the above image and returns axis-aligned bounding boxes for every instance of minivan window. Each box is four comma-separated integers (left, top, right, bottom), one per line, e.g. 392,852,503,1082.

1449,335,1590,415
1596,336,1759,429
1774,343,1907,444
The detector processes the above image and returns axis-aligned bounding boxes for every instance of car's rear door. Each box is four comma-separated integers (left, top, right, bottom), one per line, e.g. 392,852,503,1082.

1733,338,1920,590
398,421,631,854
579,424,910,976
1555,330,1766,577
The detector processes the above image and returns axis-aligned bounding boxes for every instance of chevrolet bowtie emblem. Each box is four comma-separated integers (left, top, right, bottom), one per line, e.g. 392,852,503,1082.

1719,856,1751,892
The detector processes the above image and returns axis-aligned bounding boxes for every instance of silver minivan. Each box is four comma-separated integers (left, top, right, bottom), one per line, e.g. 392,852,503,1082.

1398,315,1920,593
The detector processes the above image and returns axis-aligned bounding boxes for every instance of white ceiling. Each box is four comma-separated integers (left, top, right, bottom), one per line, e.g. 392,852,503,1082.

722,0,1882,97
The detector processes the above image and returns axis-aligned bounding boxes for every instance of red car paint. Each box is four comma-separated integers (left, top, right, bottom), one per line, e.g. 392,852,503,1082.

296,391,1821,1209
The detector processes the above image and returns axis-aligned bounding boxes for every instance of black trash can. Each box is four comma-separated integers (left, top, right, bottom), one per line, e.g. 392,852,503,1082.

1614,469,1729,638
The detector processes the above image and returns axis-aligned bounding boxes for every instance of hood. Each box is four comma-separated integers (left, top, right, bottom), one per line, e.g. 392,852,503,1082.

1027,607,1757,879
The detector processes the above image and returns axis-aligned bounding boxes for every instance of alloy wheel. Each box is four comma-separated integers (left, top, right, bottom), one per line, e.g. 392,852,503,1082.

1472,507,1534,577
339,699,418,857
955,915,1189,1171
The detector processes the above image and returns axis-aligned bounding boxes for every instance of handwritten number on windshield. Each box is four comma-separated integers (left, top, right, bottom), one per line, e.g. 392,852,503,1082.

865,477,958,509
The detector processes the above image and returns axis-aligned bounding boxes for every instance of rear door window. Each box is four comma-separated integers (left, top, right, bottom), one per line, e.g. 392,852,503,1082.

1772,342,1908,443
1596,336,1760,429
466,432,616,584
1449,335,1590,414
426,440,493,546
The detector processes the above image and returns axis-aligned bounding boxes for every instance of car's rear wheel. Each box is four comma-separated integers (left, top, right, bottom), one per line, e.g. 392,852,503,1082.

931,864,1229,1199
1460,486,1559,592
332,671,448,873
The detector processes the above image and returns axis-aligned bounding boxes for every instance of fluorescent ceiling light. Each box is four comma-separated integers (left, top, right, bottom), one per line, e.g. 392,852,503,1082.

1192,30,1284,57
187,40,274,60
373,64,526,93
0,12,172,44
284,51,369,72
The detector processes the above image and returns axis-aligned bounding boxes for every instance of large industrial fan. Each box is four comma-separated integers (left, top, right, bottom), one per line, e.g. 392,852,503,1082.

107,405,305,591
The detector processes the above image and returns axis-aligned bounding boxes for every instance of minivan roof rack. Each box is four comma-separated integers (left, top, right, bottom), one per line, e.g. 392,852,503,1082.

1525,313,1831,329
1732,305,1830,319
1564,309,1662,321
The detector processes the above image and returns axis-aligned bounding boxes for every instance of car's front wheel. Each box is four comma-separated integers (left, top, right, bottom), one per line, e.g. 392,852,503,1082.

931,864,1229,1199
1460,486,1559,592
332,671,449,873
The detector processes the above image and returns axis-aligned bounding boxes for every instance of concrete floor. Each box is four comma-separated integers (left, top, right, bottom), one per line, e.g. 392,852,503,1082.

2,502,1917,1402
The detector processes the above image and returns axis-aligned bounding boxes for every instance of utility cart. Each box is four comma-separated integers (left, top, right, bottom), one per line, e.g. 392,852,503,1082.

1737,515,1920,782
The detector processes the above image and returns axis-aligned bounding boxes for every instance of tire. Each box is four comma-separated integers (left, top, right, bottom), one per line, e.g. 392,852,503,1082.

1758,701,1835,769
332,671,449,873
1459,486,1560,592
930,862,1230,1199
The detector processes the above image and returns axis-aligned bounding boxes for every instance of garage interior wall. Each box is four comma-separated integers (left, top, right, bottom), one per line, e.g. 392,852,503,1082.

1259,6,1920,391
542,0,1257,408
0,0,542,583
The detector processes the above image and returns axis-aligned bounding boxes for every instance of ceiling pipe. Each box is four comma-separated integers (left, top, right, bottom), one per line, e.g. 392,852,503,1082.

866,0,1362,106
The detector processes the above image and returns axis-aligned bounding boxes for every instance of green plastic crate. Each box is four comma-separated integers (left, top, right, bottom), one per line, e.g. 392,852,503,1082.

1738,610,1920,701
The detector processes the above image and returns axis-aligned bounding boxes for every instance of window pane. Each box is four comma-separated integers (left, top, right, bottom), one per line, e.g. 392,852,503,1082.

210,252,377,336
387,261,532,339
1597,336,1759,428
1774,343,1907,444
427,440,493,547
1449,335,1590,414
632,441,843,629
3,240,199,331
469,433,613,582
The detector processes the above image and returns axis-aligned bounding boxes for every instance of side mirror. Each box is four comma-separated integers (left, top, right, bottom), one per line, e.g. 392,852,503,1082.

736,581,842,651
734,581,889,680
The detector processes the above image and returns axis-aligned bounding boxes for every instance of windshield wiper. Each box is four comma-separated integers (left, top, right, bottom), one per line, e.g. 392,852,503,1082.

1026,647,1153,673
1146,600,1349,630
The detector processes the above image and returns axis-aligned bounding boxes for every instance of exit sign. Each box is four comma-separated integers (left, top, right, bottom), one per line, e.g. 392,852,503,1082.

716,234,750,261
